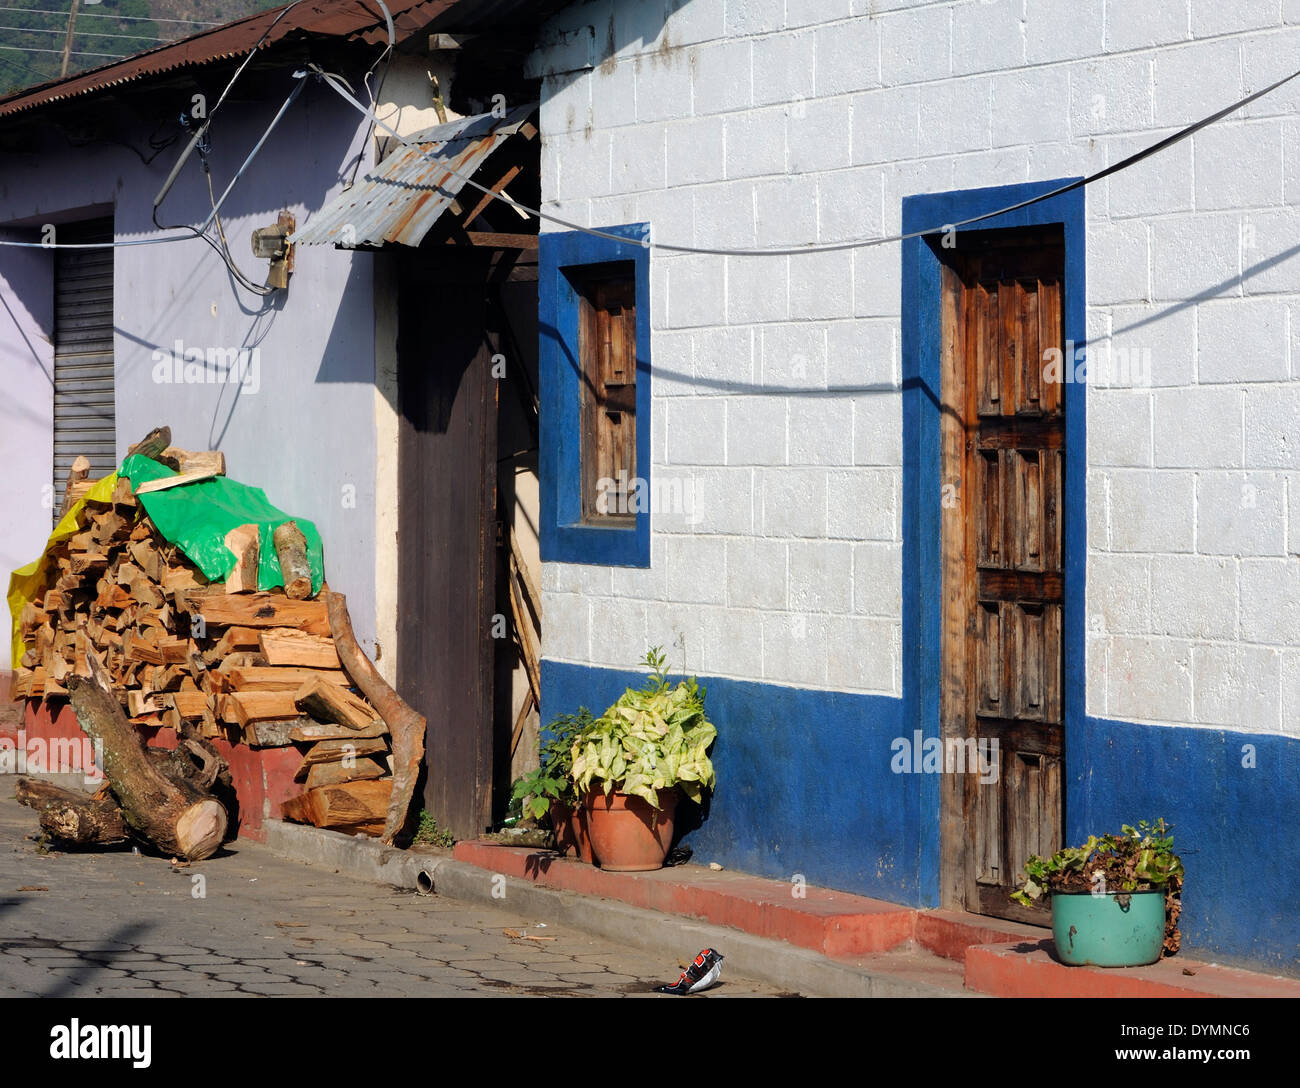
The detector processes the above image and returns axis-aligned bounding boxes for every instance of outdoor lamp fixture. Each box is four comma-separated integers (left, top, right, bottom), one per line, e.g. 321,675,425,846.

251,211,297,290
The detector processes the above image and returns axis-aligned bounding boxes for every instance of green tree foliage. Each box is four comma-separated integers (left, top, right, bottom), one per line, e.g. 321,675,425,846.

0,2,282,97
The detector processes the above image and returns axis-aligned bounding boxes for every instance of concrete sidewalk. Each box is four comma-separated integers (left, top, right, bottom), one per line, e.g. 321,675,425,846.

265,821,1300,999
0,794,789,998
265,821,976,997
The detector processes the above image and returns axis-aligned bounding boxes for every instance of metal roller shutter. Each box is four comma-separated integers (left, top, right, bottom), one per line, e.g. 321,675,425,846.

53,217,116,520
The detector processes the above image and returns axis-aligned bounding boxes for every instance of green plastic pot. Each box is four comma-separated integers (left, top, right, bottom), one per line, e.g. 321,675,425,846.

1051,889,1166,967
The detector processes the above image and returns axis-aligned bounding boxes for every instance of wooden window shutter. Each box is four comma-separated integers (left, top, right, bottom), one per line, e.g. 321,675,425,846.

576,263,637,521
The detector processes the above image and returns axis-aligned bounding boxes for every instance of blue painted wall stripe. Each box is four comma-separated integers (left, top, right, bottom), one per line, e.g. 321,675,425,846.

542,658,925,905
543,658,1300,970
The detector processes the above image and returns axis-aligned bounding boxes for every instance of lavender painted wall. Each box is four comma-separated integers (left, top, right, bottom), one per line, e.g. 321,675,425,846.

0,239,55,670
0,78,382,655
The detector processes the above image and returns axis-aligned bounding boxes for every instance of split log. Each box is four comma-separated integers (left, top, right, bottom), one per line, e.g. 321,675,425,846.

223,666,350,691
259,629,340,669
218,691,300,727
293,737,390,781
222,523,260,594
243,717,309,748
161,448,225,477
15,778,129,846
292,676,379,731
202,626,263,664
127,426,173,464
185,592,329,635
305,756,388,789
135,470,221,495
58,456,91,520
272,521,312,600
289,717,387,742
326,591,425,845
66,652,227,860
281,779,393,835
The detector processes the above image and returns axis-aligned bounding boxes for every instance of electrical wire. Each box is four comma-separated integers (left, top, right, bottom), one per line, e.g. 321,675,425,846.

307,0,1300,257
346,5,396,188
0,23,169,43
150,74,307,294
0,1,314,253
0,72,306,250
0,43,127,58
0,6,222,26
4,0,1297,259
202,158,277,296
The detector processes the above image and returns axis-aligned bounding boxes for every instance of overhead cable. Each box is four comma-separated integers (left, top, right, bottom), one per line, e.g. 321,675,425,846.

310,0,1300,257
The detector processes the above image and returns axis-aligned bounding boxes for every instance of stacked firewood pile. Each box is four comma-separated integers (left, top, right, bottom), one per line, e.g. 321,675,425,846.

11,429,424,856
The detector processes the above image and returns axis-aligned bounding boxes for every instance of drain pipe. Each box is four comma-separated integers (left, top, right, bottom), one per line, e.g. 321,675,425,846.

414,868,437,896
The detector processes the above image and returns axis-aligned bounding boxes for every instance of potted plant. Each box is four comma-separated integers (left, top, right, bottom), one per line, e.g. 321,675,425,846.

509,708,595,862
570,647,717,872
1012,818,1184,968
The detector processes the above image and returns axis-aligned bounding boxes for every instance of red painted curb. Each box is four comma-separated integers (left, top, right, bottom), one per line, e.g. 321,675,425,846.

453,840,916,957
965,942,1300,998
455,841,1300,997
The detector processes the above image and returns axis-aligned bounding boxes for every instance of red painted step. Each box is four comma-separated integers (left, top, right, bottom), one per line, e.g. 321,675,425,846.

455,842,1300,997
966,940,1300,998
454,841,916,958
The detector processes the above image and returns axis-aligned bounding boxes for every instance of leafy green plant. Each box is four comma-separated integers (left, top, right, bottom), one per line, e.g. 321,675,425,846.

1012,818,1183,905
1012,819,1184,954
570,647,717,809
412,810,456,849
509,708,594,821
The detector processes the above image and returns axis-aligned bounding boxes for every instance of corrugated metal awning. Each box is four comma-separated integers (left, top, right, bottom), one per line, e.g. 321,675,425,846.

290,103,537,249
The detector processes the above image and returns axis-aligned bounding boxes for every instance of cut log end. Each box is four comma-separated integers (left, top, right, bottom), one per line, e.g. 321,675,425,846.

175,800,227,861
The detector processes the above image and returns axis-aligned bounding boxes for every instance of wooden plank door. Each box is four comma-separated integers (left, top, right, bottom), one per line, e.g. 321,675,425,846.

940,228,1065,924
397,249,500,842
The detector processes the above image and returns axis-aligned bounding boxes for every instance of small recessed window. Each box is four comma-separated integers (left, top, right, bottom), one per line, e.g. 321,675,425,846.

539,223,651,568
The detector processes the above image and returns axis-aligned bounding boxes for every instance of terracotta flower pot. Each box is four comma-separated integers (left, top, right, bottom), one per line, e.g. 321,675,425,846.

549,799,595,863
583,787,677,871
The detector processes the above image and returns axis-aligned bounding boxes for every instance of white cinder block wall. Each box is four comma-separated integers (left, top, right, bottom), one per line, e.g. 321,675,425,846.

533,0,1300,736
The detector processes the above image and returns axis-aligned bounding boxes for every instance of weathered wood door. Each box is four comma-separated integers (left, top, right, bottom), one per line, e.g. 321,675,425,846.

397,249,500,842
939,228,1065,924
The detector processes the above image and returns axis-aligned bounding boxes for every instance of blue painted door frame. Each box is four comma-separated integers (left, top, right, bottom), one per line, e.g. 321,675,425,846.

900,179,1087,906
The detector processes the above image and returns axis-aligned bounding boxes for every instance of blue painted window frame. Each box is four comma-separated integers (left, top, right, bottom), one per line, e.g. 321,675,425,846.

539,223,652,567
900,179,1087,904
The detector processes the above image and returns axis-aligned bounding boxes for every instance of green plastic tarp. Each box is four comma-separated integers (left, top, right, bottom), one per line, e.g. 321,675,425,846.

118,454,324,593
8,455,324,668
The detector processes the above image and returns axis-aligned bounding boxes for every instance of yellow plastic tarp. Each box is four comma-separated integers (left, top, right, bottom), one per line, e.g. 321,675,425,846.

7,473,119,668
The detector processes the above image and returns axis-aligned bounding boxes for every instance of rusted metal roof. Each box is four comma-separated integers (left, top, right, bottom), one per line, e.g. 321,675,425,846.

0,1,497,120
290,103,536,247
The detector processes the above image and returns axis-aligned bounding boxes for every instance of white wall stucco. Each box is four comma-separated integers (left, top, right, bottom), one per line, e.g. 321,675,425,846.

534,0,1300,736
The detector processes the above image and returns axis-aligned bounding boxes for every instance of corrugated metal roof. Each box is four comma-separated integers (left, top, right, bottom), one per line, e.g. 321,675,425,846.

0,0,536,120
290,103,536,247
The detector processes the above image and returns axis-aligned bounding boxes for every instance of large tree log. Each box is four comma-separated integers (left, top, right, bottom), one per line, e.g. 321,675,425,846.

326,591,425,844
15,778,129,846
67,652,227,860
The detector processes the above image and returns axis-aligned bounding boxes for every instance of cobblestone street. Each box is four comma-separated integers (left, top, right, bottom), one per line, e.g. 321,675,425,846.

0,795,790,998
